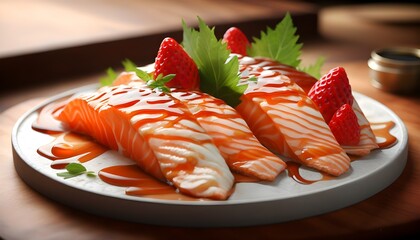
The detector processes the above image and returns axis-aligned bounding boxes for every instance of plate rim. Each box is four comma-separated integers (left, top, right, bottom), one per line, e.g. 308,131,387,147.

11,85,409,226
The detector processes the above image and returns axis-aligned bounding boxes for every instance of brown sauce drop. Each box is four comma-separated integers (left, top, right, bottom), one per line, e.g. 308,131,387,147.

99,166,260,200
37,132,107,169
371,121,397,148
99,165,207,201
32,98,400,200
286,161,333,185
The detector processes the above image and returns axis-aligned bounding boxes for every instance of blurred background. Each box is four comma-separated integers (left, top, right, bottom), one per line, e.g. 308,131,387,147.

0,0,419,110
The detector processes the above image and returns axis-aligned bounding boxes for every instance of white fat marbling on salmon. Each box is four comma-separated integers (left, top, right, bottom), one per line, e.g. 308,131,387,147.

242,56,378,156
59,75,234,200
170,90,286,181
236,56,350,176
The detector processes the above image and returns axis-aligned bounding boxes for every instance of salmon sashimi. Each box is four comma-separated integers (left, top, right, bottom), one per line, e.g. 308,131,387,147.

114,72,286,181
342,99,379,156
236,56,351,176
170,90,287,181
241,57,378,156
58,75,234,200
240,57,318,93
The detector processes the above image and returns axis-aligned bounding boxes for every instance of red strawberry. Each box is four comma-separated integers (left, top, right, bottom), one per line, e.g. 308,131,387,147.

308,67,353,123
329,104,360,145
223,27,249,55
154,37,200,90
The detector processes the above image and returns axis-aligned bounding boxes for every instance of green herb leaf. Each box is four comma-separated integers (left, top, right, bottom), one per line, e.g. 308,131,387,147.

66,162,87,174
56,163,96,179
122,58,137,72
298,57,325,79
100,68,118,86
182,18,246,107
122,59,173,92
247,75,258,82
56,171,84,179
122,59,153,81
248,12,302,68
147,73,175,93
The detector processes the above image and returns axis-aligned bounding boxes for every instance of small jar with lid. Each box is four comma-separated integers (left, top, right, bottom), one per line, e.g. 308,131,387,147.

368,47,420,94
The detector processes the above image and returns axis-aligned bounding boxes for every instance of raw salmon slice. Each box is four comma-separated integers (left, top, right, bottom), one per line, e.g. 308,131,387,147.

170,90,287,181
236,56,351,176
58,76,234,200
115,73,286,181
250,57,378,156
239,57,318,93
342,99,379,156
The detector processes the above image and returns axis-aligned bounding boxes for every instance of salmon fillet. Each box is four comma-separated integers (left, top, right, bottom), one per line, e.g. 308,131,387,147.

240,57,378,156
58,78,234,200
238,57,318,93
236,56,351,176
170,90,287,181
115,72,286,181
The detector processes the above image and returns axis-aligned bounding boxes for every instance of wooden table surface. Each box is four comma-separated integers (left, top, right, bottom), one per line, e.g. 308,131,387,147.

1,1,419,240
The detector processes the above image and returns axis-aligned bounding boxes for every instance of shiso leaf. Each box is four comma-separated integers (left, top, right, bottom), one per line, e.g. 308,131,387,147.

182,17,246,107
298,56,325,79
248,12,302,68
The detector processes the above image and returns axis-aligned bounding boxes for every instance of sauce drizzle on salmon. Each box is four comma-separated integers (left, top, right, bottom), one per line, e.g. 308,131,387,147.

30,55,398,199
33,98,397,199
57,80,234,200
237,56,351,176
169,89,287,181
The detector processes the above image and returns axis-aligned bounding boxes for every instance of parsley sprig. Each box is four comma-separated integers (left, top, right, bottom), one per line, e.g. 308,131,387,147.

57,163,96,179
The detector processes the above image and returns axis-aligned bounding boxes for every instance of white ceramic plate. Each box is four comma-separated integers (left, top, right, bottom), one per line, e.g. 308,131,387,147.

12,85,408,227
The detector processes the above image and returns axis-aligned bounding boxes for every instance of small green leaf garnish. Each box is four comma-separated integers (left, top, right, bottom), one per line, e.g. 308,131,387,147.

122,59,173,92
248,76,258,82
100,68,118,86
182,18,246,107
57,163,96,179
122,58,138,72
147,73,175,93
56,172,83,179
298,57,325,79
248,13,302,68
66,162,86,174
122,59,153,81
86,171,96,178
